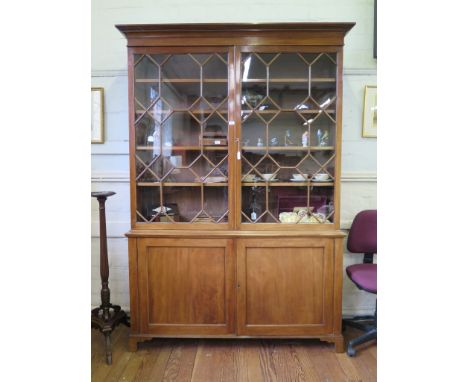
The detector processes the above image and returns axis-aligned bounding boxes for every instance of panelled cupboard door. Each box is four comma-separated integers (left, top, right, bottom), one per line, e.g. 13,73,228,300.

237,238,335,336
136,238,235,335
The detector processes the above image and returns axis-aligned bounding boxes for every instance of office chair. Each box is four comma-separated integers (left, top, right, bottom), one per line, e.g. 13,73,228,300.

343,209,377,357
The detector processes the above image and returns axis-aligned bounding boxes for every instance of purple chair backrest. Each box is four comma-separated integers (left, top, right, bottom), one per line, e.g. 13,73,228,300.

347,210,377,254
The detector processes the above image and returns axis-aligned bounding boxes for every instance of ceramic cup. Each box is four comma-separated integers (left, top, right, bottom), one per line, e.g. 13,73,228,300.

261,173,276,181
292,174,307,180
313,173,330,181
243,174,256,182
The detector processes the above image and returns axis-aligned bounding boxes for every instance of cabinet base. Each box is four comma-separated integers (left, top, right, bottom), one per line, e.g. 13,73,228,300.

319,334,345,353
128,333,345,353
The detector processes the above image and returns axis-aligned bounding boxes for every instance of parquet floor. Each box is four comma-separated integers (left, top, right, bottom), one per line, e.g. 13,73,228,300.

91,325,376,381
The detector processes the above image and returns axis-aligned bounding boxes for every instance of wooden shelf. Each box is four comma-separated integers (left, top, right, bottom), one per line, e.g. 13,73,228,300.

243,78,335,83
136,109,228,115
136,108,334,115
138,182,228,187
242,181,333,187
137,144,332,153
135,78,227,83
243,146,334,151
134,78,335,83
137,145,228,151
242,109,336,114
138,180,333,187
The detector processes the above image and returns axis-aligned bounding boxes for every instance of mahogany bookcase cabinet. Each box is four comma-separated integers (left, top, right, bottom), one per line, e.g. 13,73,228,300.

117,22,355,352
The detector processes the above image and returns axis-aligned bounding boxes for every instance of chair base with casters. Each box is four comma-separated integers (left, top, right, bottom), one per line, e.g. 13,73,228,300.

343,302,376,356
343,251,377,357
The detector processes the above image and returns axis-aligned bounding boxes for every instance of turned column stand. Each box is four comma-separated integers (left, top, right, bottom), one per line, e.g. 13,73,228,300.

91,191,129,365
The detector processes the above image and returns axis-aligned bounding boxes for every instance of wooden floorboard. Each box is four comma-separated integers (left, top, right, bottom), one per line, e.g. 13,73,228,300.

191,340,240,382
91,326,376,381
162,340,198,381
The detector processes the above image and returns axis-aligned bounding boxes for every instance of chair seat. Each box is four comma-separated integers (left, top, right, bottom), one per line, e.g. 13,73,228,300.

346,263,377,294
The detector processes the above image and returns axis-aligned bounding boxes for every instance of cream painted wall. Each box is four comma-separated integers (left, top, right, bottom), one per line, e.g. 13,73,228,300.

92,0,376,72
91,0,377,315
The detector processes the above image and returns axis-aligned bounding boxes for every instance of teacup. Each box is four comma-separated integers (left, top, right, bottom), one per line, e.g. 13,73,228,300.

313,173,331,181
261,173,276,181
292,173,307,180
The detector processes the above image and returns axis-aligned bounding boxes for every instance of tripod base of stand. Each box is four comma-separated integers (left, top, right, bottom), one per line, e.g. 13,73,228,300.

91,305,130,364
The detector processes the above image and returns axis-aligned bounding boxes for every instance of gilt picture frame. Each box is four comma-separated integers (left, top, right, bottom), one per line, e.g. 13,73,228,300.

91,87,105,144
362,85,377,138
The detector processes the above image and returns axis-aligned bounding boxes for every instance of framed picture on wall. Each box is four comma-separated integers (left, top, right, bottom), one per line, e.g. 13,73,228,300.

91,87,104,143
362,85,377,138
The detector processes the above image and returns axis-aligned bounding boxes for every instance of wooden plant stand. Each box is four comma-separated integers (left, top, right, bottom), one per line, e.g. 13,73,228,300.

91,191,129,364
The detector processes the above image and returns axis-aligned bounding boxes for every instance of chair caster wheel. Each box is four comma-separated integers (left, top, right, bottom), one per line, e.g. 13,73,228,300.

347,345,356,357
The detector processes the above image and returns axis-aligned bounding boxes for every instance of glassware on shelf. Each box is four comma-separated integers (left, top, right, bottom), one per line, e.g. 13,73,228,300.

244,92,263,108
316,128,329,146
148,128,161,156
149,86,158,102
242,173,256,182
328,200,334,216
317,198,334,218
270,137,279,146
249,191,261,221
284,129,294,146
257,138,264,147
148,128,159,143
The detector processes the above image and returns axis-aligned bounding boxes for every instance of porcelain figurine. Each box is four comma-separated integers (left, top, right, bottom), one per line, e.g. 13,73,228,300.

302,131,309,147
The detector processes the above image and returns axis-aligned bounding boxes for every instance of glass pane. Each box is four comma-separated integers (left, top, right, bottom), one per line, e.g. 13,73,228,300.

162,186,201,222
270,53,308,79
161,82,199,110
241,185,267,223
134,51,229,224
134,55,159,80
203,82,228,108
309,112,336,147
269,82,309,110
204,187,229,223
135,83,159,109
161,112,201,146
136,185,160,222
241,54,266,80
241,113,267,148
241,51,336,225
203,53,228,79
162,55,200,80
242,82,266,112
309,53,337,78
268,112,306,147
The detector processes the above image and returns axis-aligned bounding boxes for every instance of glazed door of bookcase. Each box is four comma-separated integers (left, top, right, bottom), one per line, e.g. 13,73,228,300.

235,47,341,229
130,47,235,228
236,237,335,336
136,238,236,335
